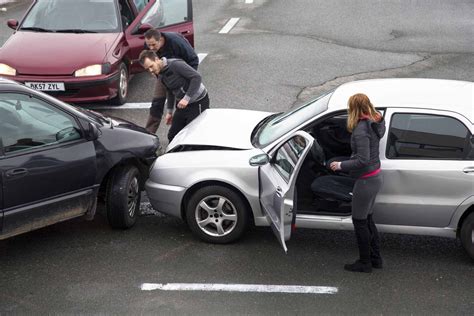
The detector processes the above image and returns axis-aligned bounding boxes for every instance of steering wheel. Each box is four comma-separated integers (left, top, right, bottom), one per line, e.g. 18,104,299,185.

310,138,326,166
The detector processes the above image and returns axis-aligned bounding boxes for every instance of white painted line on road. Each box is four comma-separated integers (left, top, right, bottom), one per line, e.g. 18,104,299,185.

198,53,208,64
245,0,254,3
141,283,338,294
219,18,240,34
84,102,150,110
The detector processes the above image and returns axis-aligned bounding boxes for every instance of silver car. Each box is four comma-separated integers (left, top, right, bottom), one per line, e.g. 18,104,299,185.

145,78,474,260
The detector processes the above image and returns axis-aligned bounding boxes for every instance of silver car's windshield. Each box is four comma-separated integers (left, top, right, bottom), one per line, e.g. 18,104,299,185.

21,0,120,33
253,92,332,148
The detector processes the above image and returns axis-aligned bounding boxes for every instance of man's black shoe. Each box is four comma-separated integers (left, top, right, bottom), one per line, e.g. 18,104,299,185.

344,260,372,273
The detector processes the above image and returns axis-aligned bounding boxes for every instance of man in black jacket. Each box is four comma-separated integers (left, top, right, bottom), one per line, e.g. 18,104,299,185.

143,29,199,134
139,50,209,142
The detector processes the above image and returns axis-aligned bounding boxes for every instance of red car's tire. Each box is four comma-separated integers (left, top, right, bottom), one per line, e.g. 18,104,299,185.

112,63,129,105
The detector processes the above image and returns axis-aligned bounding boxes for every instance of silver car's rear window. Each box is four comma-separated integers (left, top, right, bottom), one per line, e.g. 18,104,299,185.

254,92,331,148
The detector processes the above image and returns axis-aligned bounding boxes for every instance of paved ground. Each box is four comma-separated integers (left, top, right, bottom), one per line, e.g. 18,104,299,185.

0,0,473,314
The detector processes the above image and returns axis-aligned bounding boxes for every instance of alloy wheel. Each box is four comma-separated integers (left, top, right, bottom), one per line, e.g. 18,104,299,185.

194,195,238,237
119,67,128,99
127,177,139,217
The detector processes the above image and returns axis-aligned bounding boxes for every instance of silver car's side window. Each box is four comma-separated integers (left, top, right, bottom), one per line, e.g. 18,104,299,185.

273,136,308,182
387,113,471,160
0,93,82,155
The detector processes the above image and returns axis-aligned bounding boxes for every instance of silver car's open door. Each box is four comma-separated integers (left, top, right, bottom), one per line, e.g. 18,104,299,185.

259,131,314,252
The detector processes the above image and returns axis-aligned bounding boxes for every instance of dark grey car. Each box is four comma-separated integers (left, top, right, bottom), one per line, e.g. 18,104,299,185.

0,78,160,240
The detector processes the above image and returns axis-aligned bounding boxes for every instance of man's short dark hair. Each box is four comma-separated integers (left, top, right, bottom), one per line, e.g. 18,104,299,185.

144,28,161,41
139,50,158,66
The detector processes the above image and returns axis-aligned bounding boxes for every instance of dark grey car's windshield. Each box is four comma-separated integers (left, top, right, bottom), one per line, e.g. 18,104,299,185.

253,92,332,148
21,0,120,33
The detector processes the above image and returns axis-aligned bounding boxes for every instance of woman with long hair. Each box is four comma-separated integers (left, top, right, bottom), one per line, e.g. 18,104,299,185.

330,93,386,273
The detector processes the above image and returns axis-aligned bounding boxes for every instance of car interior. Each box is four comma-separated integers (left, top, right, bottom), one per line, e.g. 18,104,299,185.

294,112,356,216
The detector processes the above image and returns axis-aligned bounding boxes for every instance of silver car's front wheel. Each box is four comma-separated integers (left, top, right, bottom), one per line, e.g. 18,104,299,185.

186,186,249,244
194,195,238,237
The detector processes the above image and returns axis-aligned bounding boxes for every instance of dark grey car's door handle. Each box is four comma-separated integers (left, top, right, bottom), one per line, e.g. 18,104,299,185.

463,167,474,174
5,168,28,178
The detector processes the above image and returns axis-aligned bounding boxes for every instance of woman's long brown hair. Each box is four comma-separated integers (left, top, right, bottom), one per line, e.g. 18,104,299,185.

347,93,379,132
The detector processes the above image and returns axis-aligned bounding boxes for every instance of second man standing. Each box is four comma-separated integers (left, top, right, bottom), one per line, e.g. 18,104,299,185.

139,50,210,142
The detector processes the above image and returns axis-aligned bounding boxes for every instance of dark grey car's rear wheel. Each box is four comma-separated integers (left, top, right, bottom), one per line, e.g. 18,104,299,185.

186,186,249,244
460,212,474,261
106,165,141,229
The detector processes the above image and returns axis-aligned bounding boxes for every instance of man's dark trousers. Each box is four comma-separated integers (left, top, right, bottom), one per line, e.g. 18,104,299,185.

168,94,209,142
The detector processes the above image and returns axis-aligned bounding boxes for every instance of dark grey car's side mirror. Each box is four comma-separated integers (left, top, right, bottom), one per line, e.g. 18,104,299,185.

7,19,18,30
85,122,100,141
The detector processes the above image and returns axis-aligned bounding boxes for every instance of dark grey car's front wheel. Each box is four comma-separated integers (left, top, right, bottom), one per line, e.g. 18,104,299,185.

186,186,249,244
460,212,474,261
106,165,141,229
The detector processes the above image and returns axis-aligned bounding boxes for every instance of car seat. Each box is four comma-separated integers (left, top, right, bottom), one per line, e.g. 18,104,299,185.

311,175,355,203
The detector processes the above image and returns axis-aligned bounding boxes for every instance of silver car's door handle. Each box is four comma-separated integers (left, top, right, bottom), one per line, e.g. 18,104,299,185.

462,167,474,174
276,186,283,197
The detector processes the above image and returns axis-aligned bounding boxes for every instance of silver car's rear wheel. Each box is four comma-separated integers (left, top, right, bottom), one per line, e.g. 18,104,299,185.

186,185,249,244
460,212,474,261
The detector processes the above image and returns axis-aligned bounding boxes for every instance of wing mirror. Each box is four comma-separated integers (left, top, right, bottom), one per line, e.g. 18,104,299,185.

249,153,270,166
7,19,18,30
136,23,152,35
85,122,100,141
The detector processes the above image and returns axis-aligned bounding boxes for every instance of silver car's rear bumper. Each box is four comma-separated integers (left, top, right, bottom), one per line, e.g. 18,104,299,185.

145,180,186,218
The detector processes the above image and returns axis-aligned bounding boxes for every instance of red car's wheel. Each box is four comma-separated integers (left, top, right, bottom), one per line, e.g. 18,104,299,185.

112,63,128,105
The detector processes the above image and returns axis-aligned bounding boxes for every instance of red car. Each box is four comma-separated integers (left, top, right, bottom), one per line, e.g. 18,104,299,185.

0,0,194,105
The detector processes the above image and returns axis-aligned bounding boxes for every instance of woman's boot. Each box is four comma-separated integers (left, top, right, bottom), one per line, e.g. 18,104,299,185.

344,218,372,273
368,214,383,268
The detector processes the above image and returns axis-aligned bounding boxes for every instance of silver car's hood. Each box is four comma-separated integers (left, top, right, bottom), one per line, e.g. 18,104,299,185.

167,108,272,151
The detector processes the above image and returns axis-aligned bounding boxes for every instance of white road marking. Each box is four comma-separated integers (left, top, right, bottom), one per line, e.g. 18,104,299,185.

141,283,338,294
84,102,150,110
198,53,208,63
219,18,240,34
245,0,254,3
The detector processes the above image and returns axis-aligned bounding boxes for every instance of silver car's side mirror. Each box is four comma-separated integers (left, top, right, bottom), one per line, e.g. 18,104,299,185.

249,154,270,166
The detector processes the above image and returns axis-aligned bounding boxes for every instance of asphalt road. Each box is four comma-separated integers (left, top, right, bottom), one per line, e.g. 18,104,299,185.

0,0,473,314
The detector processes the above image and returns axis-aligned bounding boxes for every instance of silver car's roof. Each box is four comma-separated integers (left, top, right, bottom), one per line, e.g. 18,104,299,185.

328,78,473,122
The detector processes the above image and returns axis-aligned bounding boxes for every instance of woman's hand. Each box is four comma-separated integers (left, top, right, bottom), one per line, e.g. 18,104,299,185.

330,161,342,171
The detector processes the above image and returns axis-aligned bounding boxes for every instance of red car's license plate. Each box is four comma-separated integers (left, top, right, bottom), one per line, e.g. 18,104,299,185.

25,82,65,91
